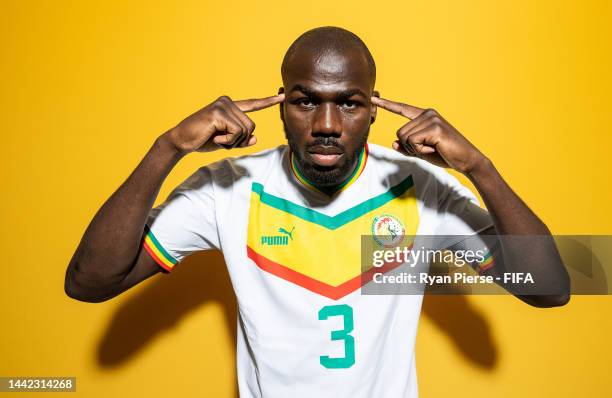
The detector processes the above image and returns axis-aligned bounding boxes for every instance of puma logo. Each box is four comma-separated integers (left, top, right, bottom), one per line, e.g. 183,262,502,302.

278,226,295,240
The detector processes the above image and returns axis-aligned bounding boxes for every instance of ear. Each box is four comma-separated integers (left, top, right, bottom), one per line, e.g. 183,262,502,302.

370,90,380,125
278,87,285,122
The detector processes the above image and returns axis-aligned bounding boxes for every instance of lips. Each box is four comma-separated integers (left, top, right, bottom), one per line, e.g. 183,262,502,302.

307,145,344,167
308,145,343,155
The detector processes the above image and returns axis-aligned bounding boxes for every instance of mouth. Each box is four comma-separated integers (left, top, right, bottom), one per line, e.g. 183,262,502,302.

307,145,344,167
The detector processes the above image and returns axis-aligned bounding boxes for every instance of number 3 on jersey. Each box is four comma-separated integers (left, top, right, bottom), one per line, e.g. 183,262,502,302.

318,304,355,369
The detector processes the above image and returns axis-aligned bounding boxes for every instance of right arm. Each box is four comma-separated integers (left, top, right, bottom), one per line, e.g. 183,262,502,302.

64,94,284,302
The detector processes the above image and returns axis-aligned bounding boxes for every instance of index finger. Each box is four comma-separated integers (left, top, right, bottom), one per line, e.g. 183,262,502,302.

235,93,285,113
371,96,424,120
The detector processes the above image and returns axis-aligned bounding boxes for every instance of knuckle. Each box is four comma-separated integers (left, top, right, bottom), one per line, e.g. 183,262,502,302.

210,106,224,118
424,108,437,116
432,126,445,138
214,96,232,109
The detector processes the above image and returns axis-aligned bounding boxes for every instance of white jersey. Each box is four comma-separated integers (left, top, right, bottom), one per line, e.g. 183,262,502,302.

143,143,493,398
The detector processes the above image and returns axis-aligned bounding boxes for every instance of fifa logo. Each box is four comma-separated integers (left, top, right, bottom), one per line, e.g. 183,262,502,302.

261,227,295,246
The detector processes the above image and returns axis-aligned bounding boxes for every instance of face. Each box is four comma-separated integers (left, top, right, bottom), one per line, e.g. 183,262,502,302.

280,48,377,187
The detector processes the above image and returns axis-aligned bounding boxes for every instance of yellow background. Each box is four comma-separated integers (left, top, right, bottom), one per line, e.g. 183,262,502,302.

1,0,611,396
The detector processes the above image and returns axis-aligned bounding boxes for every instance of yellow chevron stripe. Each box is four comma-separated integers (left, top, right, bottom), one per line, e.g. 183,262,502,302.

248,184,419,287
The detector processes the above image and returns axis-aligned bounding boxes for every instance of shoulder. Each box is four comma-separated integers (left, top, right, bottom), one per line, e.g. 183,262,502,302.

366,143,481,209
213,144,286,169
190,145,287,184
366,142,459,188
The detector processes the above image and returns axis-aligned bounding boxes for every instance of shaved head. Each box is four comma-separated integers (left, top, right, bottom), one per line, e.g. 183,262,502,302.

281,26,376,89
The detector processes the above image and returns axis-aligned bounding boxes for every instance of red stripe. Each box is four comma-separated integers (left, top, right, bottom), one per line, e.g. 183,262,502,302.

247,245,406,300
143,240,173,272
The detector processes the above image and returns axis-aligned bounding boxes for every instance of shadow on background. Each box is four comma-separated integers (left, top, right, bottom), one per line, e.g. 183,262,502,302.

96,250,498,391
96,250,238,393
556,236,609,294
421,295,498,368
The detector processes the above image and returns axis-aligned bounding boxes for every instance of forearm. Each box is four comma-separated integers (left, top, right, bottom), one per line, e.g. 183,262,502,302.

467,158,570,306
66,133,184,292
467,157,548,235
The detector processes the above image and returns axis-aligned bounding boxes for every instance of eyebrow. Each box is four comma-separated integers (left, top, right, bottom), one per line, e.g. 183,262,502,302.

289,84,368,100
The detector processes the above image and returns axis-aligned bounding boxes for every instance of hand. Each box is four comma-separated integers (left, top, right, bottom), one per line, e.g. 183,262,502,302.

164,94,285,154
371,96,487,175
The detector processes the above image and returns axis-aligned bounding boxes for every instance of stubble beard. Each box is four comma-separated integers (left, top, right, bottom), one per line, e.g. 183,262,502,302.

284,122,369,187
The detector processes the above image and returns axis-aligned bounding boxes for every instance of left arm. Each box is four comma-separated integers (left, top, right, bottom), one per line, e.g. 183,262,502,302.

371,96,570,307
466,158,570,307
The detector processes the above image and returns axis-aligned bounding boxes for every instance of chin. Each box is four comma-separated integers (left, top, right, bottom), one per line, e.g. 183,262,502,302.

304,161,351,186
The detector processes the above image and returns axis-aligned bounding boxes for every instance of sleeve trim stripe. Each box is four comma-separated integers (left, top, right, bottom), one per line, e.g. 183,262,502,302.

143,224,178,265
477,254,495,273
143,241,174,272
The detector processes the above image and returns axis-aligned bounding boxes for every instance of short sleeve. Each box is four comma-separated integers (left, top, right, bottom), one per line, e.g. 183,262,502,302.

433,172,494,250
142,167,220,273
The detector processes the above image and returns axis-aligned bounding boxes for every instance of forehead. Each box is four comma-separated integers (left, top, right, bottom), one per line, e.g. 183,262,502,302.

283,49,373,96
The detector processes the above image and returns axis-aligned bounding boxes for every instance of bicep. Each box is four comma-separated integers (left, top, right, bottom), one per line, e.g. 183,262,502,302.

115,166,220,293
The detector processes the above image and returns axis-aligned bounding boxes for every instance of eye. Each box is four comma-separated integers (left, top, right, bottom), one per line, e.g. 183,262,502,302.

296,98,316,108
339,101,358,110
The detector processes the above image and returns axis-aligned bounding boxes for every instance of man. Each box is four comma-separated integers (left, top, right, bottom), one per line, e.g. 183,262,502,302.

65,27,570,397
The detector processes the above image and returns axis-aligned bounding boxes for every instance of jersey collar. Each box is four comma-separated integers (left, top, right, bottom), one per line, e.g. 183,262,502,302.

289,143,369,196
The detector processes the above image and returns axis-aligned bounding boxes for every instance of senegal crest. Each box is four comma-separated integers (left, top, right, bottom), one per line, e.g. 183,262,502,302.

371,214,406,248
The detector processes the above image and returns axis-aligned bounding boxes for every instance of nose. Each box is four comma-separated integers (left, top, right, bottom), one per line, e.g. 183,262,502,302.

312,102,342,137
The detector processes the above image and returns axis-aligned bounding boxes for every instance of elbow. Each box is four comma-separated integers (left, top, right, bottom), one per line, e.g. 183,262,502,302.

525,292,571,308
541,273,572,307
64,284,108,303
64,264,113,303
555,292,571,307
525,271,571,308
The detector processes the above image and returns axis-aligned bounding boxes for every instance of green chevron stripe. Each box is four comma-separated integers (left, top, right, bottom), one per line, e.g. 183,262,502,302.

251,175,414,230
